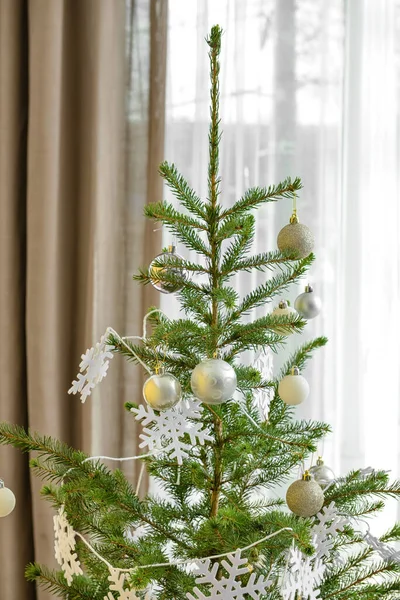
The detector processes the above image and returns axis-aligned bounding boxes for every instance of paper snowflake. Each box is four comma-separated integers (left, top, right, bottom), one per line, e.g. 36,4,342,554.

282,547,325,600
104,569,141,600
312,502,348,560
68,332,114,402
357,466,390,479
131,399,213,465
54,506,83,585
364,532,400,563
186,549,272,600
281,502,347,599
253,349,274,420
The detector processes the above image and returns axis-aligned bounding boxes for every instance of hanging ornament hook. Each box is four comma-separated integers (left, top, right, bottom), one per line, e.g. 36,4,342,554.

290,192,299,224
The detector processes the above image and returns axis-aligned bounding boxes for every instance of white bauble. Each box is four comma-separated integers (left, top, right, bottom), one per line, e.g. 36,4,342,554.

0,487,16,517
272,300,297,318
278,367,309,405
191,358,237,405
272,300,297,335
143,371,182,410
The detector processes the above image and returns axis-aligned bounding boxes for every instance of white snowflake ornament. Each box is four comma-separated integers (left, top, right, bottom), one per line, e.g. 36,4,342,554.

186,549,272,600
312,502,348,560
54,506,83,585
282,547,325,600
104,569,141,600
253,349,274,420
131,399,213,465
364,532,400,563
68,332,114,403
357,466,390,479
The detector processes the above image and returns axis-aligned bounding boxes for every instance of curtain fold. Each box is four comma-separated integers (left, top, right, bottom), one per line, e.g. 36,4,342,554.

25,3,127,590
0,2,33,598
339,0,400,531
0,1,166,597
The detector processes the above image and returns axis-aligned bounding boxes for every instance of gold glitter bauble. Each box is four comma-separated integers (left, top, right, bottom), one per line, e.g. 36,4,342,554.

277,222,314,259
286,476,324,517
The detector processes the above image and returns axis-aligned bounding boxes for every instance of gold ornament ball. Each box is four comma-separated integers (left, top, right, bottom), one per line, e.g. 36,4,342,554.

277,222,314,259
286,473,324,517
142,371,182,411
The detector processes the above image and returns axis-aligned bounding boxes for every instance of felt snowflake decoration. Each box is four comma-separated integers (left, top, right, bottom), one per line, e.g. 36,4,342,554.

68,332,114,402
281,547,325,600
312,502,348,560
281,502,347,598
131,399,213,465
253,348,274,420
364,532,400,563
186,549,272,600
357,466,390,479
104,569,142,600
54,506,83,585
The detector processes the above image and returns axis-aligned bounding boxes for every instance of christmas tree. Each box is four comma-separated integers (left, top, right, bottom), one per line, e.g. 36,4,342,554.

1,25,400,600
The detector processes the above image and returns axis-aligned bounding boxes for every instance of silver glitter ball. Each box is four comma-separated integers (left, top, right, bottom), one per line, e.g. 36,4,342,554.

149,245,186,294
277,220,314,259
294,285,321,319
309,458,335,490
286,472,325,517
143,371,182,411
190,358,237,405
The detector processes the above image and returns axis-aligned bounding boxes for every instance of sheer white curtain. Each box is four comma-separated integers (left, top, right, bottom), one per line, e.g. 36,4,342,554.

164,0,400,528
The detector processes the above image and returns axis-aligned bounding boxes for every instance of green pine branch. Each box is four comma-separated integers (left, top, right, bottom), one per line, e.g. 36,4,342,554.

25,563,99,600
218,214,255,274
227,254,314,323
158,161,208,221
277,336,329,378
144,200,208,231
206,25,222,209
220,249,302,279
218,176,303,220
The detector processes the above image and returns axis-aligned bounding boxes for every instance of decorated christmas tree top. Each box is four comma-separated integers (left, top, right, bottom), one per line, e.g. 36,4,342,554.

1,25,400,600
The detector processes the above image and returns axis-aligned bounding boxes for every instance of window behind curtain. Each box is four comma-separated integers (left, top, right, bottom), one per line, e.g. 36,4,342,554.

163,0,400,530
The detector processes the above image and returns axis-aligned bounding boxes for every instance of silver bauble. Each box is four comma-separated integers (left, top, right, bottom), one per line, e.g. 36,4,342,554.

149,245,186,294
294,284,321,319
143,370,182,410
286,471,325,517
277,215,314,259
190,358,237,405
309,457,335,490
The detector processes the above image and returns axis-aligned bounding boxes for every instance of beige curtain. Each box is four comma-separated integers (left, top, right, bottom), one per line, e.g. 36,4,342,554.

0,1,167,598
